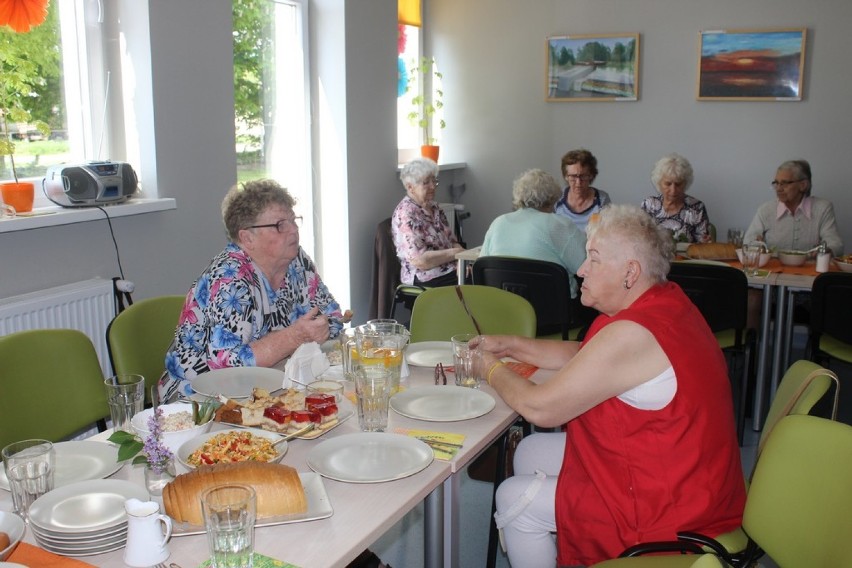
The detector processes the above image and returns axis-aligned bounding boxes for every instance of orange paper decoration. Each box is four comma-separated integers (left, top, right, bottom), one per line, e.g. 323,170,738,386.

0,0,49,33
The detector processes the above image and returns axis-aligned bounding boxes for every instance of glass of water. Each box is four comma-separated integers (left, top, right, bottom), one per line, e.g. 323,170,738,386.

202,484,257,568
2,439,55,520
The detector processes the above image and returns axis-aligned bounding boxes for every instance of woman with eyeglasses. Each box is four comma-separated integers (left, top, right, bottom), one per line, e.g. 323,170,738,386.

744,159,843,255
392,157,465,287
159,179,350,401
554,148,611,231
640,153,712,244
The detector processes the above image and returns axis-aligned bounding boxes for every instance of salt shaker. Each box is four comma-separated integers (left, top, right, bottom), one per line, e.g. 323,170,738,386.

816,242,831,273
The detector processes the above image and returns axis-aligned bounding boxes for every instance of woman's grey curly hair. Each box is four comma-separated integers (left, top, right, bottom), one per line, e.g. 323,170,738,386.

222,179,296,242
400,157,439,188
650,153,694,192
512,169,562,210
587,204,674,283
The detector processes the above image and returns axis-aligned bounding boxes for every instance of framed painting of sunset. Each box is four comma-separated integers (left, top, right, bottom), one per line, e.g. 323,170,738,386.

697,28,806,101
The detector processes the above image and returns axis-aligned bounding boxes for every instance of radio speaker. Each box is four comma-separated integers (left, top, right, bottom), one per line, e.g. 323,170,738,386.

43,161,138,208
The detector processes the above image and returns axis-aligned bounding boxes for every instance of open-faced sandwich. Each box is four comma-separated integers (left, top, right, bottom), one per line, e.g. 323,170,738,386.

214,387,339,435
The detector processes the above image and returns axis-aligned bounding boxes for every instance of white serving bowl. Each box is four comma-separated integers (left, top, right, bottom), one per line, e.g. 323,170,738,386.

778,250,808,267
0,511,25,561
131,402,214,455
176,428,287,469
735,248,770,267
835,257,852,273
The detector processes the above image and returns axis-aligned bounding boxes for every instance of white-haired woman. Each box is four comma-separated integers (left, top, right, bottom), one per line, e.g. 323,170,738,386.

641,153,712,243
481,169,586,297
391,157,464,287
473,205,745,567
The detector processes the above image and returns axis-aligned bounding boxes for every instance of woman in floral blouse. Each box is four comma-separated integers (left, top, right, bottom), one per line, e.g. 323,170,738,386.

391,158,465,287
160,180,348,401
640,153,712,244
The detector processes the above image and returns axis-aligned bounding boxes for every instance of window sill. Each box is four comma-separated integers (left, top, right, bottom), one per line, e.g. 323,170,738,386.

0,198,176,233
396,161,467,172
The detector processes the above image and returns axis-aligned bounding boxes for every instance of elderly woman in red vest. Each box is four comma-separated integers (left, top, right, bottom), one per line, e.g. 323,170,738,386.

473,204,745,567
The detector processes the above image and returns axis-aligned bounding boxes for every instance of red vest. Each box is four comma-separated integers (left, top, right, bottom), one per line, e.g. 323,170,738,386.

555,282,746,566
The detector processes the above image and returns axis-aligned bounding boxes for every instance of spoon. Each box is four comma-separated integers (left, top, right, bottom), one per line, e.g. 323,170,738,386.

273,423,316,450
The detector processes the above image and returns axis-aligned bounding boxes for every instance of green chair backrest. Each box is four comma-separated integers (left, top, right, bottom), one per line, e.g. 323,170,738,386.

106,295,184,404
759,359,835,451
0,329,108,449
744,415,852,568
409,285,536,343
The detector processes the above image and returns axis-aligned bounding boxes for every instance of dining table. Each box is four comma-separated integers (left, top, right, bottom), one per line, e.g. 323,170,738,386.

1,357,528,568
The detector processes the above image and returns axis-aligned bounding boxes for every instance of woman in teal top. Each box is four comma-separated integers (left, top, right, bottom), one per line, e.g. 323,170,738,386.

481,169,587,297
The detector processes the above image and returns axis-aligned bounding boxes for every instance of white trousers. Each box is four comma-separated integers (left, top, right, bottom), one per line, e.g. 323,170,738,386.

494,432,565,568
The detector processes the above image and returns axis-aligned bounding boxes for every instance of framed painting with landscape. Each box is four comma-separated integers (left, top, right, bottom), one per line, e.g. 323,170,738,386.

546,33,640,102
697,28,807,101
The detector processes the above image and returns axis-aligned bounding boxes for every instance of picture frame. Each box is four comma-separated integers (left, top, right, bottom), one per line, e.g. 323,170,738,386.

546,34,640,102
697,28,807,101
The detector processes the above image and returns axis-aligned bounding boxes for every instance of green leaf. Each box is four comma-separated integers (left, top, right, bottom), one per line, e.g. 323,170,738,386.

117,440,144,462
108,430,138,444
131,455,149,466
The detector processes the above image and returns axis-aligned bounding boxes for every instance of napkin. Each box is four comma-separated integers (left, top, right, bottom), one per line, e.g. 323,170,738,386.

283,342,330,388
505,361,538,379
8,542,97,567
200,553,300,567
395,428,465,461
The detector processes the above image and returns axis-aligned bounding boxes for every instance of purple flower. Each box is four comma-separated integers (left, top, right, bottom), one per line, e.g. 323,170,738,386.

144,407,173,474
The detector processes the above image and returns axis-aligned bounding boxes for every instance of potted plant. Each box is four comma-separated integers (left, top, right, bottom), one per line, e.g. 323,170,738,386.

1,1,52,214
406,56,445,162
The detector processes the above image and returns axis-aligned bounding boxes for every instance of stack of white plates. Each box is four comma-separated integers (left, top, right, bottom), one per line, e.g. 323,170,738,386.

28,479,148,557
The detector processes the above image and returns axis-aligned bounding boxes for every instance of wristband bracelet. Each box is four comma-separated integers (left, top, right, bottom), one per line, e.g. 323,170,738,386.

486,360,505,386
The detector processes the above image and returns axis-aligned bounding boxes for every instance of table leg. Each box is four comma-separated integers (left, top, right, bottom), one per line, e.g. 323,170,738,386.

443,473,461,568
770,284,787,402
425,483,444,568
457,259,466,285
782,289,796,373
752,284,773,431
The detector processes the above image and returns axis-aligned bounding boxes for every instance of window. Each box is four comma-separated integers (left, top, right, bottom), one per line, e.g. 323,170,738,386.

233,0,314,256
397,22,421,156
1,0,136,208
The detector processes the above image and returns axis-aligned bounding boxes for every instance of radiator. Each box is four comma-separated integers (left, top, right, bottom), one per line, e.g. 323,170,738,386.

0,278,115,375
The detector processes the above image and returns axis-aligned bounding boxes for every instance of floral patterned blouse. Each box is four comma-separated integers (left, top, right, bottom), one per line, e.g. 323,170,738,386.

160,242,343,400
391,195,458,285
641,194,712,243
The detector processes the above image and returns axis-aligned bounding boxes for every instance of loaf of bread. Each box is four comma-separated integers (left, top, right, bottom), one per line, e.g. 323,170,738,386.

685,243,737,260
162,461,307,525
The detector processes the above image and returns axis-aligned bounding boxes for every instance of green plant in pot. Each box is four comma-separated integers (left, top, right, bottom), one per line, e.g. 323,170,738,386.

1,5,53,214
406,56,445,162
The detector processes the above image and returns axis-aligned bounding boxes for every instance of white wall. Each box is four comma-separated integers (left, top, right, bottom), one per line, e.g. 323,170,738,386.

3,0,849,323
428,0,852,252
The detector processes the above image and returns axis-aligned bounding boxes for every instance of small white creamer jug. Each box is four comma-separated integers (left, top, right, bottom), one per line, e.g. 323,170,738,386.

124,498,172,567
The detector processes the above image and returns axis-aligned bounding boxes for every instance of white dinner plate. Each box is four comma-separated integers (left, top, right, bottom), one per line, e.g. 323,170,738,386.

0,441,121,492
28,479,148,534
171,472,333,535
405,341,454,367
390,386,496,422
189,367,285,399
307,433,434,483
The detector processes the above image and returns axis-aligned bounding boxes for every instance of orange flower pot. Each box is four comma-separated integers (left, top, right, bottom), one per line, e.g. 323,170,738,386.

420,145,440,163
0,182,35,213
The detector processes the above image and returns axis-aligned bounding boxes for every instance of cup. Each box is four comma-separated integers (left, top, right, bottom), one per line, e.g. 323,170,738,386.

727,228,744,248
451,333,481,388
742,244,762,277
202,484,257,568
104,374,145,433
2,439,55,520
354,366,392,432
354,322,409,394
123,499,172,567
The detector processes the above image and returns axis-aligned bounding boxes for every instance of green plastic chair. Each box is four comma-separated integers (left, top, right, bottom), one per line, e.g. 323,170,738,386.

593,415,852,568
0,329,108,450
590,360,837,567
106,295,184,404
808,272,852,365
408,285,536,343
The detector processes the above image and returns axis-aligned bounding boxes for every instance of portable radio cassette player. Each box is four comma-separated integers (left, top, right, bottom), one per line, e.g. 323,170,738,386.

43,161,138,207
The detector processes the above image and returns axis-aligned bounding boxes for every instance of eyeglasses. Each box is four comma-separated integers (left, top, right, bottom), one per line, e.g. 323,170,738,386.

247,216,303,233
771,179,805,188
420,177,439,187
566,174,593,183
